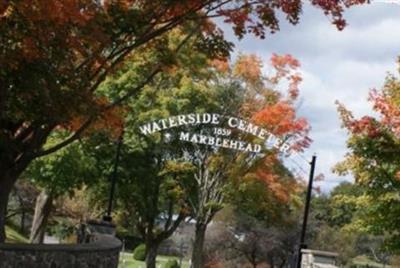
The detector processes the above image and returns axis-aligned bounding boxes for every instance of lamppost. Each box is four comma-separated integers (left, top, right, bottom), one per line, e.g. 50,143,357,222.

103,131,124,223
80,131,123,242
296,154,317,268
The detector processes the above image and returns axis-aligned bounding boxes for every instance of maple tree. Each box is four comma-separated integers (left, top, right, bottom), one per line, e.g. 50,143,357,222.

238,53,310,202
335,60,400,252
186,53,310,268
0,0,367,243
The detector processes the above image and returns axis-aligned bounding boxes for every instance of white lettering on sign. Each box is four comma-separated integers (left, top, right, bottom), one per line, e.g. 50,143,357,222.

179,132,190,141
139,113,293,154
178,132,262,153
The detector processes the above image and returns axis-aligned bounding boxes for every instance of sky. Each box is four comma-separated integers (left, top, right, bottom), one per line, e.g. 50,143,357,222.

220,3,400,192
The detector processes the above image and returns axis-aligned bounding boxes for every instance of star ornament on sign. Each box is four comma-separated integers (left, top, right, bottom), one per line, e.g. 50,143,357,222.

164,132,172,142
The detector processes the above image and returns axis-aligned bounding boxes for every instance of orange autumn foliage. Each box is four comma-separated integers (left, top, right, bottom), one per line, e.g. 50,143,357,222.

233,54,263,86
0,0,370,246
232,54,310,204
269,53,302,101
270,53,300,73
64,97,125,139
242,53,311,152
245,153,301,204
252,101,308,136
255,169,290,203
336,100,381,139
368,88,400,137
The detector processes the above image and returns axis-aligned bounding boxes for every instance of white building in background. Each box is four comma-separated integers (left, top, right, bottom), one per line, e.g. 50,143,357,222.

301,249,339,268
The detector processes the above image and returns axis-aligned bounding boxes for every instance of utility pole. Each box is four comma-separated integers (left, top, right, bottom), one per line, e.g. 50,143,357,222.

296,154,317,268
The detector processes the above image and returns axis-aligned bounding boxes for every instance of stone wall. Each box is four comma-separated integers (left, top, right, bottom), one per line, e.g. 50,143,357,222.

0,234,121,268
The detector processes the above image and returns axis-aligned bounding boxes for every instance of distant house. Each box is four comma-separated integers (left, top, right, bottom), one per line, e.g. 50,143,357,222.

301,249,339,268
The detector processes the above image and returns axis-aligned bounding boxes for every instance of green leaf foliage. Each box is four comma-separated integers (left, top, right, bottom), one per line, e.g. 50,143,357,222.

133,244,146,261
164,259,180,268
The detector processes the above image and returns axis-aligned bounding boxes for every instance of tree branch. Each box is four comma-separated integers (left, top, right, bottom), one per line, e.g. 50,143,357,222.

33,24,200,161
34,119,92,158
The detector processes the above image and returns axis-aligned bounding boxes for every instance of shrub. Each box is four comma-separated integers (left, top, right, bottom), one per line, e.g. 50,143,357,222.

164,259,180,268
133,244,146,261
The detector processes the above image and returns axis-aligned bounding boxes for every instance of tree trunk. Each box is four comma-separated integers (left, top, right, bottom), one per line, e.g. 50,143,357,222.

278,258,286,268
20,209,25,234
250,252,258,268
269,256,274,268
145,241,160,268
0,124,54,243
191,223,207,268
29,190,53,244
0,174,18,243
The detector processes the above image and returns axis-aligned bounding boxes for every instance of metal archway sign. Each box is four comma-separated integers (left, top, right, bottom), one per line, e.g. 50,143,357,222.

139,113,294,154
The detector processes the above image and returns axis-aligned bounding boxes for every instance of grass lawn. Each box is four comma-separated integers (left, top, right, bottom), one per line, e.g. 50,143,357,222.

119,252,190,268
5,224,28,243
352,255,392,268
